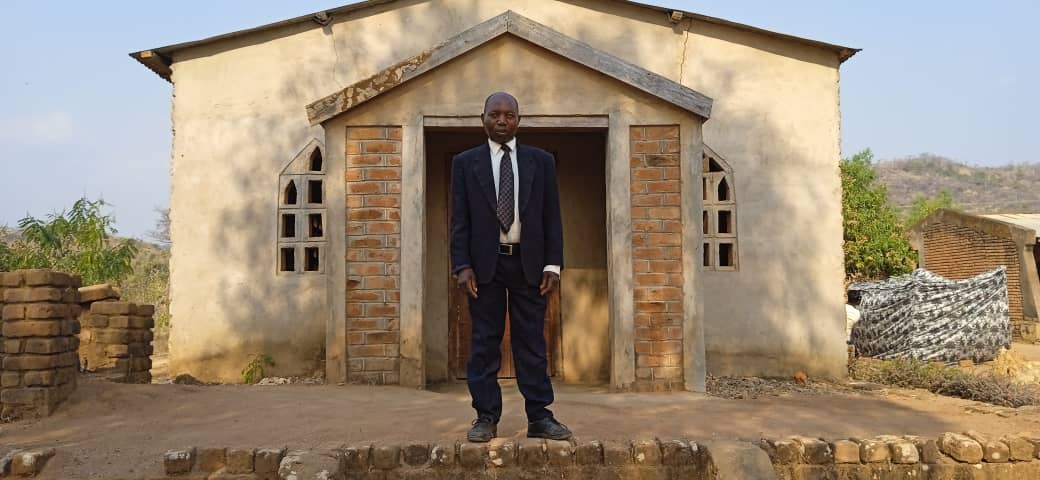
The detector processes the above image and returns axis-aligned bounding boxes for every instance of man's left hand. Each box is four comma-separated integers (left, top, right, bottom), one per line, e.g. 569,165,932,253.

539,271,560,296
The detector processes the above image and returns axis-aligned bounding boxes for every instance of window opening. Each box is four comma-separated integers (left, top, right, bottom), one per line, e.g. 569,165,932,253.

308,180,323,204
304,247,320,271
717,177,730,202
719,243,734,267
702,177,708,201
703,243,712,267
309,214,323,238
281,214,296,238
284,181,298,205
718,210,732,234
280,248,296,272
702,210,709,234
310,149,323,172
708,158,724,172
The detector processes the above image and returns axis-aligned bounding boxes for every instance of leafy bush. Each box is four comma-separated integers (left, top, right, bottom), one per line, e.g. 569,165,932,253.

841,149,916,280
0,198,137,285
242,354,275,384
851,358,1040,408
118,243,171,332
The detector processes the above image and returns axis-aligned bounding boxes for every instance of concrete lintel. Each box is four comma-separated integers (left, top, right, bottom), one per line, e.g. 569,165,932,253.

423,115,609,129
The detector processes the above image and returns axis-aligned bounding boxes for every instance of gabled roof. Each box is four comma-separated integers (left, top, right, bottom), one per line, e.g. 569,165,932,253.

129,0,859,82
305,11,712,125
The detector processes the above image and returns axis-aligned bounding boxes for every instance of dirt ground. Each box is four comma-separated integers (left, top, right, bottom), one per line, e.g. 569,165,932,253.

4,373,1040,480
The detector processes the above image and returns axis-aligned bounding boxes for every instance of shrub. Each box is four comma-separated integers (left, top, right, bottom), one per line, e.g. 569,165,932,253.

851,358,1040,408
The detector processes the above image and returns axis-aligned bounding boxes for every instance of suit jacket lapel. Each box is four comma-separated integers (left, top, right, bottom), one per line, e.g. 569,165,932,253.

517,145,535,214
472,143,497,213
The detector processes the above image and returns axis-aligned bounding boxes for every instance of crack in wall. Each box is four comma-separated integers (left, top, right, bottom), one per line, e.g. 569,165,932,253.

678,18,692,85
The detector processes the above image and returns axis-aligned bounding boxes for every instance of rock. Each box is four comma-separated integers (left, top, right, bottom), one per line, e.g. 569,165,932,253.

254,447,286,480
341,445,370,471
371,444,400,470
277,450,343,480
830,440,860,464
633,439,660,465
257,377,291,386
401,442,429,467
11,448,56,477
660,439,694,466
198,447,227,472
602,440,631,466
762,439,800,465
172,373,204,385
163,448,196,475
904,436,941,464
889,441,919,464
702,441,776,480
458,443,487,468
792,436,832,464
939,433,983,463
575,440,602,465
859,439,890,463
518,438,546,466
487,439,516,468
430,443,455,468
227,448,255,474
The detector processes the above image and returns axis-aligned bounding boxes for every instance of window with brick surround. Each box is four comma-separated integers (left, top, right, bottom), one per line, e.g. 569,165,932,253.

702,145,738,271
278,140,326,274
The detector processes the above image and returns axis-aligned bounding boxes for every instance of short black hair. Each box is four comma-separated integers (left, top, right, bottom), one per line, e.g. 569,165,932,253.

483,92,520,114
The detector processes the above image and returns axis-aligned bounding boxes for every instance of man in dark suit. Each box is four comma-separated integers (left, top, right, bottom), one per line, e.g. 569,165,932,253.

451,92,572,442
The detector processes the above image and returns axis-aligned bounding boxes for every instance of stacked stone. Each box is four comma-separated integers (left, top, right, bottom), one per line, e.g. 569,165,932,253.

762,432,1040,478
0,269,81,420
79,301,154,383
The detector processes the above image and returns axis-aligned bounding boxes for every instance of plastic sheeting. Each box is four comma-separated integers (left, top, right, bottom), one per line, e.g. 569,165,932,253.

849,267,1011,363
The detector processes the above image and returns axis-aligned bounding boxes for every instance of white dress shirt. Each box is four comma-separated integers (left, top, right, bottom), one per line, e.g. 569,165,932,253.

488,138,561,276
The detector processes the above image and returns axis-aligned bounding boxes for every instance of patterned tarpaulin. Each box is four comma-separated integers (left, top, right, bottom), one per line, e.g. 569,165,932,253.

849,267,1011,363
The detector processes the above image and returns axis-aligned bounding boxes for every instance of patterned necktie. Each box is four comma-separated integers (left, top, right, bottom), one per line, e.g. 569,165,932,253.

497,144,514,233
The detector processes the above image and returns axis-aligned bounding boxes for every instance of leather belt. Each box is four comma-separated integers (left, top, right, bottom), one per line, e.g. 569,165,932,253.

498,243,519,256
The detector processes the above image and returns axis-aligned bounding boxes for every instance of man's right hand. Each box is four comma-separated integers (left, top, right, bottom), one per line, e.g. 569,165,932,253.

455,268,479,298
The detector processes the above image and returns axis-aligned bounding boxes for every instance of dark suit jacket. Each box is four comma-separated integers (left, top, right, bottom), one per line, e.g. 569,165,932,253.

450,142,564,286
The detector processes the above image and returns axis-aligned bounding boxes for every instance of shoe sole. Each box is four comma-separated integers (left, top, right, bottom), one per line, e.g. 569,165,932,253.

468,429,497,443
526,431,573,441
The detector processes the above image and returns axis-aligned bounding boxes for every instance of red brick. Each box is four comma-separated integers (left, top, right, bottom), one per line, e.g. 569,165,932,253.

645,154,679,167
349,237,385,248
347,155,385,166
660,168,681,181
648,207,681,219
349,344,386,357
632,195,663,208
632,220,663,232
348,332,365,345
387,183,402,194
346,303,364,316
629,127,647,140
348,263,385,276
634,287,682,302
636,354,663,367
348,182,382,195
366,222,400,234
366,168,401,181
366,331,399,344
351,319,388,330
646,181,680,194
644,126,679,140
347,196,364,208
363,141,399,154
347,127,387,140
631,182,647,195
386,291,401,302
652,367,683,379
366,304,399,317
348,209,385,221
346,142,362,155
632,168,662,181
636,368,653,380
365,249,400,262
635,341,652,354
632,141,663,154
648,260,682,272
347,223,366,236
387,128,403,140
633,260,651,273
633,247,670,260
661,194,682,206
652,341,683,355
347,290,384,302
662,140,680,154
635,273,669,285
635,302,668,313
364,277,398,290
387,210,401,221
364,196,401,208
631,207,649,219
386,155,402,166
643,233,681,247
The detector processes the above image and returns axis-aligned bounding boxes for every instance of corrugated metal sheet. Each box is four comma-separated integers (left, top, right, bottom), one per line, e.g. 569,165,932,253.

130,0,859,82
982,214,1040,238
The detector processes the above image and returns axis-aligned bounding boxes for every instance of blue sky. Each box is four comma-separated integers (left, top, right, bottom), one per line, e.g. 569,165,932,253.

1,1,1037,238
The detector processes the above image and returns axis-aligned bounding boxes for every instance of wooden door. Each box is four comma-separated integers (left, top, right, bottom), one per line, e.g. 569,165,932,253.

446,152,562,379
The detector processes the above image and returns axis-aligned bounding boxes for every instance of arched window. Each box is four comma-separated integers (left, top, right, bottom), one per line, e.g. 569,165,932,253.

278,140,326,274
702,145,738,271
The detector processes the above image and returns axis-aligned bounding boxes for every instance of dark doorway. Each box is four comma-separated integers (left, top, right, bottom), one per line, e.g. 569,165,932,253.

424,128,609,382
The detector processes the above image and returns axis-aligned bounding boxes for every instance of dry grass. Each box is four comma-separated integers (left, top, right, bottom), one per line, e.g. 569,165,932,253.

850,357,1040,408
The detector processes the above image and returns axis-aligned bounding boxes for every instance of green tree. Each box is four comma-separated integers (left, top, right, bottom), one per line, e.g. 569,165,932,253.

0,198,137,285
841,149,917,280
904,191,954,229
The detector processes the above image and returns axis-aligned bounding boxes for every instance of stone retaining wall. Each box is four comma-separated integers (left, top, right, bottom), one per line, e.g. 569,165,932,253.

156,432,1040,479
79,300,155,383
0,270,81,421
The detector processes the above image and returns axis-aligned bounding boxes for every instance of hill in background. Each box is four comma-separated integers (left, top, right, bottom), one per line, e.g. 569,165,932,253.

876,154,1040,215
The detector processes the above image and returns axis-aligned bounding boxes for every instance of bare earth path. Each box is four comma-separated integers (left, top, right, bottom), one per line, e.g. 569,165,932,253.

4,377,1039,479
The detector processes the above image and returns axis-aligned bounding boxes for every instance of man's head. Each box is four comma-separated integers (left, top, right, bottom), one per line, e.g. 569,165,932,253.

482,92,520,144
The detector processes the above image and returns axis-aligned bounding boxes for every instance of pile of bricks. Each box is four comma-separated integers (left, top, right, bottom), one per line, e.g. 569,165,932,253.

0,270,81,420
629,125,685,392
764,431,1040,478
79,300,154,383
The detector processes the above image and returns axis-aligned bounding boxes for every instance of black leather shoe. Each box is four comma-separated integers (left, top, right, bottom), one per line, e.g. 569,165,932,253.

467,417,497,443
527,417,572,440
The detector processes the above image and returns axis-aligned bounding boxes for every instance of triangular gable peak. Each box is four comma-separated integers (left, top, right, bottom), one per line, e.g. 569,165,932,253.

305,10,713,125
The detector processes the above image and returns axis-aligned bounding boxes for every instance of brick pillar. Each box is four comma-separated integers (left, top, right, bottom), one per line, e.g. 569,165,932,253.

79,300,155,384
630,126,684,392
345,126,402,385
0,270,81,420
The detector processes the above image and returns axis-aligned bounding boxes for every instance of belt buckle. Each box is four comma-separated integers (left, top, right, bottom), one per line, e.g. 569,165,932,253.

498,244,514,256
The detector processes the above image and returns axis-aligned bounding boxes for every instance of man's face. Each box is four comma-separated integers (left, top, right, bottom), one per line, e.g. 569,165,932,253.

482,95,520,144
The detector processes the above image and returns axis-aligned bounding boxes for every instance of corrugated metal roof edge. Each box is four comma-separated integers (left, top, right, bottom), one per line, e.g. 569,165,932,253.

129,0,860,83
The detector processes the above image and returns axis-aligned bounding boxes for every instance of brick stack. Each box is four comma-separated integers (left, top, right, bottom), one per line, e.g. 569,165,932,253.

79,301,154,383
629,126,684,391
0,269,81,420
923,222,1025,339
345,126,402,384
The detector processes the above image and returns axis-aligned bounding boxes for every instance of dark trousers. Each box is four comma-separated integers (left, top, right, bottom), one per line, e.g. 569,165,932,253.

466,251,554,423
